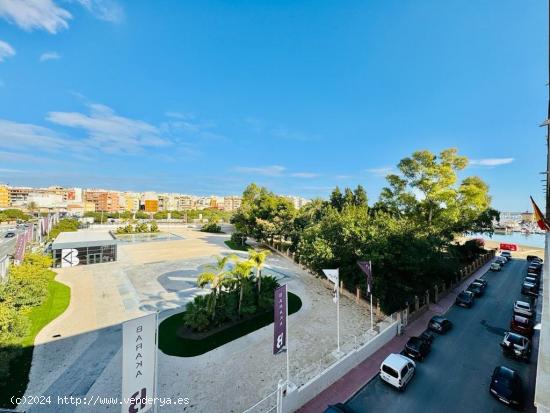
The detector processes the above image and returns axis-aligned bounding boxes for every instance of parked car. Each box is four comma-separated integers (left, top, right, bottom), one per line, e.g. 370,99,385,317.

474,278,488,288
521,282,538,298
514,301,534,318
525,276,540,289
4,232,15,238
455,291,475,308
527,255,542,262
500,332,531,362
500,251,512,260
527,264,542,275
496,257,508,266
323,403,355,413
489,366,524,407
404,336,431,361
490,262,502,272
467,282,484,297
428,316,453,334
510,315,534,337
419,330,435,345
379,353,416,391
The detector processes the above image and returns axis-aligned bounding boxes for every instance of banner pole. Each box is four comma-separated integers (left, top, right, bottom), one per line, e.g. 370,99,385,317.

370,293,374,331
286,287,290,385
337,282,340,354
153,311,159,413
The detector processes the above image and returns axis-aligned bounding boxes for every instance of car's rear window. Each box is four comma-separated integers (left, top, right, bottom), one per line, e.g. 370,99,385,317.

382,365,399,378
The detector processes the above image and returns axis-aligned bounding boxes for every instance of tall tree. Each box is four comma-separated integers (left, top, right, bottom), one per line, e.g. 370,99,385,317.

330,187,344,211
353,185,368,208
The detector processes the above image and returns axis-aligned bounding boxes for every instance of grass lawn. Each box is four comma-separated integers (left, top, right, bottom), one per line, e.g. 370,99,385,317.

224,240,250,251
0,277,70,408
159,292,302,357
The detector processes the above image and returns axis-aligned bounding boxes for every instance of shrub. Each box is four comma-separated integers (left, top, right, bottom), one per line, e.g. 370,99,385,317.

230,232,247,246
183,296,210,332
201,223,222,233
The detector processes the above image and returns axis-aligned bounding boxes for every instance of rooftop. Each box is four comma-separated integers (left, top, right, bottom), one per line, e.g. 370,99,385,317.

52,231,116,249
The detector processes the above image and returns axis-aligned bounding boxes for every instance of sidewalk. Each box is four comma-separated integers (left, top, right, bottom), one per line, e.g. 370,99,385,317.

297,258,495,413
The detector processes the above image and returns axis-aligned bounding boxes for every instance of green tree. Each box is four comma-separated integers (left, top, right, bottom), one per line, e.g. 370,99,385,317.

230,260,255,316
197,254,236,320
247,249,271,294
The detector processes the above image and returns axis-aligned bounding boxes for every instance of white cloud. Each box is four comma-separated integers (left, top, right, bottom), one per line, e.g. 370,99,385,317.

235,165,286,177
39,51,60,61
46,103,171,153
0,39,15,62
290,172,319,178
75,0,123,23
470,158,514,167
0,119,73,150
0,0,123,34
0,0,72,33
365,167,394,177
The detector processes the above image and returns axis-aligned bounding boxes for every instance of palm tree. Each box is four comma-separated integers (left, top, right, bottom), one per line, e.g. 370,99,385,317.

197,254,236,319
248,249,271,294
230,259,255,316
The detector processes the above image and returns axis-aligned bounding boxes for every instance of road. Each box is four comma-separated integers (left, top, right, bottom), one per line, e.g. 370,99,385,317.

346,258,540,413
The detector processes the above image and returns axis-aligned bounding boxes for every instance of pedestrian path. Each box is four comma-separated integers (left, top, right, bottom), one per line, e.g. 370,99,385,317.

297,259,495,413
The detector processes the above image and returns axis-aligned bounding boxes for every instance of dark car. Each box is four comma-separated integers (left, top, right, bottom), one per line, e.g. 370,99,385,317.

419,330,435,345
404,336,431,361
527,264,542,275
527,255,542,262
466,282,484,297
489,366,523,407
474,278,488,288
4,232,15,238
521,282,538,297
428,316,453,334
323,403,355,413
455,291,475,308
510,315,534,338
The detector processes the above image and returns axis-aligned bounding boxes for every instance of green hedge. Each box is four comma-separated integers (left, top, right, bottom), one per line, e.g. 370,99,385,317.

0,254,70,408
159,292,302,357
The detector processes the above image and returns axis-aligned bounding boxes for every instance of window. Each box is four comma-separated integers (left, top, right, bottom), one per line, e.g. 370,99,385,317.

382,365,398,379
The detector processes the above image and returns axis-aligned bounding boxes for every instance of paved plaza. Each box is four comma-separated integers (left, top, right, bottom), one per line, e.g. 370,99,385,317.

24,225,389,413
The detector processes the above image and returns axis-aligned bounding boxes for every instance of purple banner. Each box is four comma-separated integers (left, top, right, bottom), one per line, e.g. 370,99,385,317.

273,284,287,355
14,234,26,262
357,261,373,294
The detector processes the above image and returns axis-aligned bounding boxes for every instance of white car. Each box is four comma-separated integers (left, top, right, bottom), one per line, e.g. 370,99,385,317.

513,301,534,318
380,353,416,391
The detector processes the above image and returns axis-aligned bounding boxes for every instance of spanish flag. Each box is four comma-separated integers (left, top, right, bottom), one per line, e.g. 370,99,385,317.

530,196,550,231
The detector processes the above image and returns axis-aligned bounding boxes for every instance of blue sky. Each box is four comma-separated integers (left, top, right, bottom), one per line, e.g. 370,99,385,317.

0,0,546,211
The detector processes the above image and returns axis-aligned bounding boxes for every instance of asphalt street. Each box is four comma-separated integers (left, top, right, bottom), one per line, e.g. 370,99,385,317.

346,258,541,413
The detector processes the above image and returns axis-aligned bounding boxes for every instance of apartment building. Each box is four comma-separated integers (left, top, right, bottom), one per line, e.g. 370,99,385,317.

85,190,120,213
0,185,9,208
175,195,195,210
9,187,32,206
223,196,242,212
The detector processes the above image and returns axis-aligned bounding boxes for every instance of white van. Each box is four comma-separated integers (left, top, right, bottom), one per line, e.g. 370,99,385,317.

379,353,416,391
